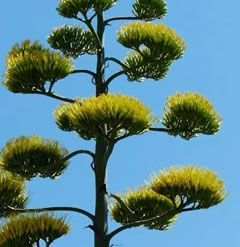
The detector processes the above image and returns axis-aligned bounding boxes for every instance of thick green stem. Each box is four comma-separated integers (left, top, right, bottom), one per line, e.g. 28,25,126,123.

94,136,112,247
96,12,107,96
94,12,111,247
94,137,114,247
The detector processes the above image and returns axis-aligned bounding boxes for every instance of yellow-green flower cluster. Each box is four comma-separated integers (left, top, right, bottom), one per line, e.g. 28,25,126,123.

55,94,153,140
132,0,167,21
0,171,27,218
3,40,73,94
0,136,69,180
57,0,117,17
48,25,98,58
118,22,186,58
124,48,171,81
150,166,227,208
111,165,226,230
162,92,222,140
117,22,186,81
0,214,70,247
110,187,176,230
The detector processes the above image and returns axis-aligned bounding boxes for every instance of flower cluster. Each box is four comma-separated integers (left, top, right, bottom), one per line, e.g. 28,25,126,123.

162,92,221,139
48,25,98,58
0,136,69,180
0,171,27,218
117,22,186,81
133,0,167,21
111,165,226,230
55,93,153,140
0,214,70,247
3,40,73,94
57,0,117,17
150,166,227,208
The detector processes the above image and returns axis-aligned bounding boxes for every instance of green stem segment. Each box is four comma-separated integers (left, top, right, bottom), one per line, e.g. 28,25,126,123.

94,136,110,247
96,12,107,96
93,12,112,247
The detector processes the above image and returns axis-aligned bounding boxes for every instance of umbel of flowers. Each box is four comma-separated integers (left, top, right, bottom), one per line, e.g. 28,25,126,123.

55,93,153,140
0,0,225,246
111,166,226,230
0,214,69,247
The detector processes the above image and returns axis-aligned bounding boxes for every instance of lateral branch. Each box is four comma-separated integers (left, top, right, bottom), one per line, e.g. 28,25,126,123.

108,205,202,240
105,57,164,86
8,206,95,221
104,16,142,25
109,193,135,216
149,127,173,133
71,69,97,78
32,91,75,103
64,150,95,161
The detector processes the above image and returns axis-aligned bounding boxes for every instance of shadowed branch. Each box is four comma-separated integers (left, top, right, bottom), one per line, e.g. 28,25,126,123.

64,150,95,161
71,69,97,78
104,16,142,25
32,91,75,103
149,127,172,133
8,206,95,221
109,193,135,215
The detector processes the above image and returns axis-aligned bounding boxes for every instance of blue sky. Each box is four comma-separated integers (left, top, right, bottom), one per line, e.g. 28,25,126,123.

0,0,239,246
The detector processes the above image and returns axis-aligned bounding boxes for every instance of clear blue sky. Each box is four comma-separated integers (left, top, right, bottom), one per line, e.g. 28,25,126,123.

0,1,239,246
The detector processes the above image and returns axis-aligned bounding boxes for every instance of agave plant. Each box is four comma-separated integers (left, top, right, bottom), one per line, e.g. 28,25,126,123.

0,0,226,246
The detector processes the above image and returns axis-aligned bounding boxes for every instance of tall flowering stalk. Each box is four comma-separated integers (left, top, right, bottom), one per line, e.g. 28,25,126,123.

0,1,225,247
